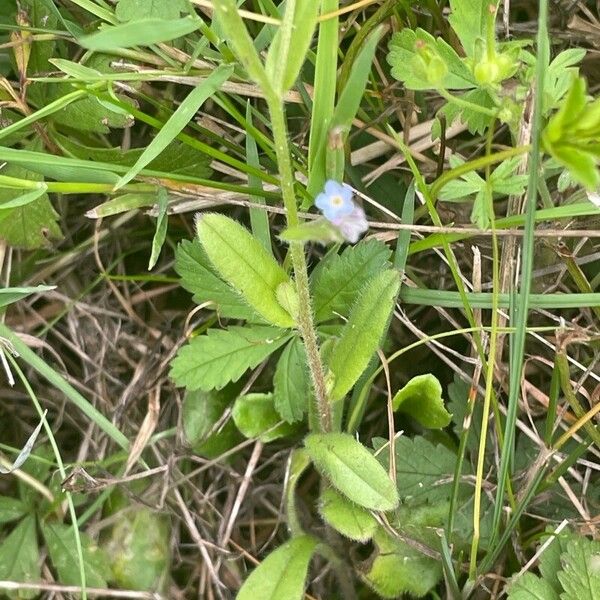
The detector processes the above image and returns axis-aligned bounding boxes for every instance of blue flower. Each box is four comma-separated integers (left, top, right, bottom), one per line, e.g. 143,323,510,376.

315,180,355,221
314,179,368,243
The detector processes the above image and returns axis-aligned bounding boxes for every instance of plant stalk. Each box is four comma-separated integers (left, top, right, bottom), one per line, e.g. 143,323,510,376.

267,97,332,432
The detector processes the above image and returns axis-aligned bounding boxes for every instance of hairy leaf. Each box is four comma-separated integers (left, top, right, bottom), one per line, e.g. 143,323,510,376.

170,326,291,391
175,239,257,320
319,487,377,542
305,433,399,511
197,214,294,327
237,535,318,600
328,269,399,401
508,573,560,600
311,239,392,322
273,337,311,423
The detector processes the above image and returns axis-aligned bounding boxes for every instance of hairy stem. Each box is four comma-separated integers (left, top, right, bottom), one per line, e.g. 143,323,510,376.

268,98,332,432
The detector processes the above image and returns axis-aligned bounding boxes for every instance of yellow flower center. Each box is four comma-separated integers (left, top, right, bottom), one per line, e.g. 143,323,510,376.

331,195,343,206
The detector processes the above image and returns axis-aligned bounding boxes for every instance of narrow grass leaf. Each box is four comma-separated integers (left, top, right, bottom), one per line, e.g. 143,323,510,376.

0,286,54,309
197,214,295,327
79,17,199,51
0,410,47,474
305,433,399,510
147,188,168,270
0,185,48,210
245,102,271,252
115,64,233,189
236,535,318,600
329,269,400,401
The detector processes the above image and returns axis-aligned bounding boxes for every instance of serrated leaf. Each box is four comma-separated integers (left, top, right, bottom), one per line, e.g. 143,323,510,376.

105,508,170,592
538,529,574,593
388,28,476,91
265,0,319,93
557,537,600,600
311,239,392,322
170,326,291,391
438,88,496,135
116,0,186,21
305,433,399,511
328,270,399,401
0,516,39,599
448,0,499,58
175,239,257,320
42,522,111,589
0,497,27,524
197,214,295,327
273,337,310,423
232,393,296,442
392,373,452,429
507,573,560,600
373,436,456,504
318,488,377,542
236,535,318,600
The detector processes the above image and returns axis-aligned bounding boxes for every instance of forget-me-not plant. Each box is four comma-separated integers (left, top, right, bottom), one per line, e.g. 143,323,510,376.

315,180,368,243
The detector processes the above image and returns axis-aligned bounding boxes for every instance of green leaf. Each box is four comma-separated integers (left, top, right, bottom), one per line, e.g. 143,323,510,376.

508,573,560,600
328,270,400,401
105,508,170,592
392,374,452,429
182,388,242,458
148,188,168,270
0,164,61,250
232,393,296,442
116,0,186,20
236,535,318,600
0,286,54,309
273,337,311,423
0,497,27,524
174,239,257,320
42,522,111,589
307,26,383,198
448,0,499,58
170,326,291,391
557,537,600,600
539,529,573,593
57,135,212,179
79,17,199,51
318,487,377,542
116,65,232,189
361,526,442,599
305,433,399,511
551,145,599,190
373,436,457,505
197,214,295,327
0,516,39,599
437,88,496,135
387,28,476,91
265,0,319,93
0,186,48,211
311,239,392,322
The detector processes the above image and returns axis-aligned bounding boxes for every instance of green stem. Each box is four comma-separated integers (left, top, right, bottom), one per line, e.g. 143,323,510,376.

438,88,497,118
267,98,332,432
